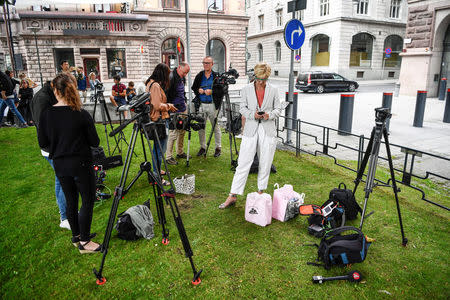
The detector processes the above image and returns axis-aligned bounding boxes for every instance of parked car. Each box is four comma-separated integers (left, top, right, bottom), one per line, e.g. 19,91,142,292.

295,72,359,93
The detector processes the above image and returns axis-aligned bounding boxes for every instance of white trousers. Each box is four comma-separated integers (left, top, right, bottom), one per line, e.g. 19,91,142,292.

198,103,221,149
230,125,277,195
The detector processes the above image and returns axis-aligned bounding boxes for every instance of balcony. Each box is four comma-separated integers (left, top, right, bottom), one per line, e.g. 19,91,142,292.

16,11,148,37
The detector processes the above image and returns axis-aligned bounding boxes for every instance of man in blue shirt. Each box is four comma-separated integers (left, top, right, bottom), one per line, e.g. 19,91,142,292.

76,67,87,103
191,56,221,157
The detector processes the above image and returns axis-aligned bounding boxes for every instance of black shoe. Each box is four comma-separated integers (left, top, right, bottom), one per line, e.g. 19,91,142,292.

214,148,221,158
166,157,178,165
78,240,102,254
197,148,206,157
176,153,191,159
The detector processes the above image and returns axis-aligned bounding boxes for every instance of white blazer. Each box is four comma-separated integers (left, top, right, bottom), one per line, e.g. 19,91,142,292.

239,82,281,137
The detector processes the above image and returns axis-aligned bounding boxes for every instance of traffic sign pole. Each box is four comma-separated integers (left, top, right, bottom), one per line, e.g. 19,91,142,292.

287,11,296,144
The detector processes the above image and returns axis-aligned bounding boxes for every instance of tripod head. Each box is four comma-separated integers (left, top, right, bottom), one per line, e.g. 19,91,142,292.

375,107,391,125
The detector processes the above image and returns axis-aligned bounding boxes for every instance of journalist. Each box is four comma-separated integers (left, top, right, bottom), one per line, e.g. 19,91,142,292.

191,56,221,157
145,63,177,183
220,63,281,209
38,73,101,253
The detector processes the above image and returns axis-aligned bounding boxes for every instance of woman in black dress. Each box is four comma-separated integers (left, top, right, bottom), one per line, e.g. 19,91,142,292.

38,73,101,253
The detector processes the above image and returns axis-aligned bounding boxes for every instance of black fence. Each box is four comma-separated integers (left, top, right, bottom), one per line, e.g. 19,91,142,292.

275,115,450,211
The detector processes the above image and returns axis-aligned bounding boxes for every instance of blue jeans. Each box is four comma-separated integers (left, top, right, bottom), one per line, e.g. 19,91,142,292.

152,120,169,173
0,98,26,124
45,157,68,221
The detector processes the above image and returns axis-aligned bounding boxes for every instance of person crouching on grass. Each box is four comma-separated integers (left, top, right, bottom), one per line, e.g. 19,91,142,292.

220,63,281,209
38,73,102,253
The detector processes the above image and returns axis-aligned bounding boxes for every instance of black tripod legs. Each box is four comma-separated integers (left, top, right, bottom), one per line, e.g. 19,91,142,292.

383,129,408,246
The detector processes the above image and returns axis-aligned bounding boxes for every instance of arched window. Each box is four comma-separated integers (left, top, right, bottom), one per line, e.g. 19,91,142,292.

349,33,374,67
384,35,403,67
161,38,184,70
275,41,281,62
206,39,226,73
257,43,263,62
311,34,330,66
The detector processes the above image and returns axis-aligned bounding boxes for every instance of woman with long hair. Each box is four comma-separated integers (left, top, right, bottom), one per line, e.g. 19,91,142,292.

145,63,177,181
38,73,101,253
220,63,281,209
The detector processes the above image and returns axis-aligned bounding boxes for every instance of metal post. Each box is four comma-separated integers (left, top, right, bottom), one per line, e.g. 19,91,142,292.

444,88,450,123
394,81,400,97
30,28,43,87
338,94,355,135
413,90,427,127
287,10,295,123
285,92,292,143
184,0,192,114
382,92,393,132
438,78,447,101
2,4,14,72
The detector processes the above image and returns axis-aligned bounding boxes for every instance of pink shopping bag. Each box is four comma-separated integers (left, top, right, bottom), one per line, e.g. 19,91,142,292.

272,183,304,222
245,192,272,227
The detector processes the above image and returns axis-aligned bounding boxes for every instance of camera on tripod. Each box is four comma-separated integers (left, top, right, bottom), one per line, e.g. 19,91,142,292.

94,82,104,93
171,113,206,131
375,107,391,123
118,92,152,114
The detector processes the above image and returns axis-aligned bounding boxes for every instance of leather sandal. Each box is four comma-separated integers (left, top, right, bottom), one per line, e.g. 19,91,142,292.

219,194,237,209
78,241,102,254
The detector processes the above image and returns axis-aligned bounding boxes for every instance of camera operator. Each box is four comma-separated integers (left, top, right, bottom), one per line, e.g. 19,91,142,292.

220,63,281,209
191,56,221,157
38,73,101,253
165,62,190,165
145,63,177,182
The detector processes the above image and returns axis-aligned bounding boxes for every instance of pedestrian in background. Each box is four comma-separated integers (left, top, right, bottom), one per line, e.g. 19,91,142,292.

109,75,128,118
76,67,87,103
18,80,34,125
0,70,27,128
220,63,281,209
19,72,38,89
126,81,136,102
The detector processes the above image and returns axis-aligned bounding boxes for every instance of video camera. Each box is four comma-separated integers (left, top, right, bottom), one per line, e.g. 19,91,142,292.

171,113,206,132
117,92,151,114
94,81,104,92
216,68,239,85
212,68,239,105
375,107,391,124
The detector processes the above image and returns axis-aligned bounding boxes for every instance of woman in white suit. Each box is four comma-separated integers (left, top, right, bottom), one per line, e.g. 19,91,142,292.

220,63,281,209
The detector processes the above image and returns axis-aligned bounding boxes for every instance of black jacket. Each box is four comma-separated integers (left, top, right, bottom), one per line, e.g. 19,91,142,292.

191,70,220,109
29,82,58,152
0,71,14,96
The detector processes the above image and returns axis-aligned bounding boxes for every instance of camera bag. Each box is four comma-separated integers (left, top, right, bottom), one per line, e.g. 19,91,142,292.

329,183,362,220
308,226,371,270
116,201,154,241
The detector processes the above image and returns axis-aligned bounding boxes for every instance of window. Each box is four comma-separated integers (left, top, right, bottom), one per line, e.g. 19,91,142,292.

206,39,226,73
257,43,263,62
384,35,403,67
320,0,329,16
357,71,364,78
275,41,281,62
294,10,304,21
208,0,223,11
311,34,330,66
333,74,344,80
106,49,127,78
53,48,74,74
356,0,369,15
322,73,333,79
258,15,264,31
162,0,180,9
94,4,110,12
389,0,401,19
349,33,373,67
161,38,185,69
276,9,283,27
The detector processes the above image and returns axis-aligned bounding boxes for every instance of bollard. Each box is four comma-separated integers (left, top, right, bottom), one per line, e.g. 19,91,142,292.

382,92,393,132
438,78,447,101
338,94,355,135
444,88,450,123
394,82,400,97
413,90,427,127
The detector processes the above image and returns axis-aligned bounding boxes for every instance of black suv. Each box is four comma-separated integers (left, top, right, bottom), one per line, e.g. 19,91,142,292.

295,72,359,93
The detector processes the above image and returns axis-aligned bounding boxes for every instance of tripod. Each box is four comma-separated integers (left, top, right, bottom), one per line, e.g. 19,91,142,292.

352,107,408,246
91,87,126,155
205,80,239,169
93,104,202,286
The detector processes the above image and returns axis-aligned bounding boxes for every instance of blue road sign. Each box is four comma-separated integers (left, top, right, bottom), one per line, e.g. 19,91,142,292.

284,19,305,50
295,54,301,61
385,53,391,58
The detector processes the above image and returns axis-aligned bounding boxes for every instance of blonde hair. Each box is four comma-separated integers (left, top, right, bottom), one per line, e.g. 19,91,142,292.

254,63,271,80
89,72,96,79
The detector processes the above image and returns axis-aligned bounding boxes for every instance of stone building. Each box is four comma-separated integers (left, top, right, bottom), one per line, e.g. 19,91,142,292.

398,0,450,96
247,0,407,81
0,1,248,87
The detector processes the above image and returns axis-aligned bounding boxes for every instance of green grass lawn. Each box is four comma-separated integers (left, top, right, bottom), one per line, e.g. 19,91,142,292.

0,124,449,299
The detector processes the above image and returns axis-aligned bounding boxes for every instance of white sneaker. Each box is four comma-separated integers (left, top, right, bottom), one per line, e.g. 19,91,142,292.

59,219,71,230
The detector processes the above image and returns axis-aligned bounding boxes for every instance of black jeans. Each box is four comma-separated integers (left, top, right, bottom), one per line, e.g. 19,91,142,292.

58,166,96,241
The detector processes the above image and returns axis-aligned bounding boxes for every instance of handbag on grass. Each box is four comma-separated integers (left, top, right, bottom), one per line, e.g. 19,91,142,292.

272,183,305,222
173,174,195,195
245,192,272,227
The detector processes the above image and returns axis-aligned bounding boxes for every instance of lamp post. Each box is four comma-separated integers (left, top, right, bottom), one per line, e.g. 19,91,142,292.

206,1,218,56
28,27,43,87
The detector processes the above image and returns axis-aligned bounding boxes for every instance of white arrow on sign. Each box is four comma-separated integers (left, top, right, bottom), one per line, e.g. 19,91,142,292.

291,26,303,46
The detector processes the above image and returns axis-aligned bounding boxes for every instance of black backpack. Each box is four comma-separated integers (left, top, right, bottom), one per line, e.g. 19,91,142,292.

309,226,371,270
329,183,362,220
115,212,139,240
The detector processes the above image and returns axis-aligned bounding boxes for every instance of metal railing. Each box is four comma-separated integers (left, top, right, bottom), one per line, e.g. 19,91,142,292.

275,115,450,211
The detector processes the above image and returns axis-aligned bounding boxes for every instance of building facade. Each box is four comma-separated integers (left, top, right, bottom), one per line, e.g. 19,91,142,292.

0,1,248,86
398,0,450,96
247,0,407,81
